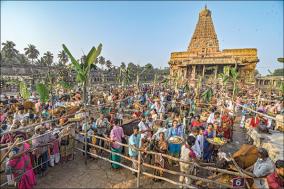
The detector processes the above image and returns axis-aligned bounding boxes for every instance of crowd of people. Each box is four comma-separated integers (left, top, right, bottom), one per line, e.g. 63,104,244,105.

0,84,283,189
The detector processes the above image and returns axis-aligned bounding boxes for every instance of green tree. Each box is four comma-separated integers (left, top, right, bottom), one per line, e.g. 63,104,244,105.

136,64,152,88
43,51,54,66
17,54,30,64
272,68,284,76
36,57,46,66
63,43,102,104
98,56,105,70
277,58,284,63
24,44,39,64
120,62,126,70
1,41,19,60
19,81,30,100
105,60,112,70
58,50,69,65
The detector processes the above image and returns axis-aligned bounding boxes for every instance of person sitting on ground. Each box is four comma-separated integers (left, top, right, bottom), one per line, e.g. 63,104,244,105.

266,159,284,189
251,148,275,189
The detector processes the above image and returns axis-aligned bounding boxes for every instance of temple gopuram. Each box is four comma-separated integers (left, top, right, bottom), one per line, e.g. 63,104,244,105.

168,6,259,84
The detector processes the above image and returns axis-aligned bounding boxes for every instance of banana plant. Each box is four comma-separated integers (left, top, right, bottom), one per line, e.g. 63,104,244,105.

63,43,102,104
120,66,132,87
36,83,49,103
19,81,30,100
201,87,214,103
229,67,239,98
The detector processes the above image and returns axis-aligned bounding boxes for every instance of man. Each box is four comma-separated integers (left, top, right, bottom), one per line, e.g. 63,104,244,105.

32,125,51,176
138,115,151,142
189,127,202,160
266,160,284,189
110,119,125,169
128,126,141,176
179,135,197,187
95,114,110,155
252,148,275,189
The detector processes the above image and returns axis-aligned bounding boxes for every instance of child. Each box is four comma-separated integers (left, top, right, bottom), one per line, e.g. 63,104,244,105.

179,135,197,187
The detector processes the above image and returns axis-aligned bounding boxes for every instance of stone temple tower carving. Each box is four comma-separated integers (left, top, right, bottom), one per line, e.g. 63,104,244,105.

168,6,259,84
187,5,220,56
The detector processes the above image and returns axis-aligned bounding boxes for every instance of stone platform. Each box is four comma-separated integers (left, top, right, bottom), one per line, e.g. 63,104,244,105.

247,128,284,161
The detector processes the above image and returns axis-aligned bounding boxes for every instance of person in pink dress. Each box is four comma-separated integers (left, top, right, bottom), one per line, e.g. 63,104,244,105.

6,136,36,189
109,119,125,169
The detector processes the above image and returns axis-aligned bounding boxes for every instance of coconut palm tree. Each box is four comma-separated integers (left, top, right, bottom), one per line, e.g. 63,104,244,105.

105,60,112,70
120,62,126,69
1,41,19,61
277,58,284,63
98,56,105,70
120,65,132,87
24,44,39,64
135,64,152,88
58,50,69,65
17,54,30,64
43,51,54,66
36,57,46,66
63,43,102,104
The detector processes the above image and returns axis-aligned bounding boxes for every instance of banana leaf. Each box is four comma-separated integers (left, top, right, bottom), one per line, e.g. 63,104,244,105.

58,80,73,89
36,83,49,103
19,81,30,100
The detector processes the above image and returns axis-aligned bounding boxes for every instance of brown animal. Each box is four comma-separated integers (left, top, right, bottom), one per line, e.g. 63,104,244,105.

232,144,258,169
23,101,34,110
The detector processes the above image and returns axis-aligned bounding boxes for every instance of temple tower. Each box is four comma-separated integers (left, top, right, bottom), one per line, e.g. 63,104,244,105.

187,5,220,56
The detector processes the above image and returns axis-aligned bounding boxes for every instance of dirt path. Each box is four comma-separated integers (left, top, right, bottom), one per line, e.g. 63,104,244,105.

35,153,177,188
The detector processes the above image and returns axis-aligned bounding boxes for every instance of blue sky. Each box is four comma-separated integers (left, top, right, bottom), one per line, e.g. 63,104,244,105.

1,1,283,74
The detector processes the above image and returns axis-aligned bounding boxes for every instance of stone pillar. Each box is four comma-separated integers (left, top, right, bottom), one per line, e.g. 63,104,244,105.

214,65,218,79
202,65,205,77
192,65,196,80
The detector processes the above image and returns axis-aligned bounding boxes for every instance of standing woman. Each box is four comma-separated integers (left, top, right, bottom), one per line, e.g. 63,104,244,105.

6,135,36,189
153,132,168,181
203,123,215,162
59,125,75,162
109,119,125,169
167,120,184,162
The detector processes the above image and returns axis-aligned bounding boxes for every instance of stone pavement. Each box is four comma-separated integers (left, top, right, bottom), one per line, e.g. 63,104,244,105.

35,152,177,188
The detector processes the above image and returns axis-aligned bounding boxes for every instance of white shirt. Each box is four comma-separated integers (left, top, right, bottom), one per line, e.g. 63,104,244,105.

138,121,148,139
193,135,204,159
207,113,215,124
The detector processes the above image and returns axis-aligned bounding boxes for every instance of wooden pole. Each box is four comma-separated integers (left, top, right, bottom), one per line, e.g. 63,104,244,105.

136,151,141,188
229,154,251,189
0,138,20,164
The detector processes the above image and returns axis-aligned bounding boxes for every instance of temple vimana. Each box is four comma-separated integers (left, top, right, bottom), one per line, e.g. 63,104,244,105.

168,6,259,84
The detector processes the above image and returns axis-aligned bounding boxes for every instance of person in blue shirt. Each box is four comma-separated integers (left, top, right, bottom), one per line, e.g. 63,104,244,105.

128,126,141,176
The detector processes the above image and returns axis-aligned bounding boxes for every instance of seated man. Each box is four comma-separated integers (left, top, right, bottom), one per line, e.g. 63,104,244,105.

266,160,284,189
252,148,275,189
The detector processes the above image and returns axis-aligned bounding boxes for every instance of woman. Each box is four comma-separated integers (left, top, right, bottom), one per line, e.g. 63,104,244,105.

153,132,168,180
110,119,125,169
60,125,75,162
6,136,36,189
191,115,203,128
203,123,215,162
167,120,184,160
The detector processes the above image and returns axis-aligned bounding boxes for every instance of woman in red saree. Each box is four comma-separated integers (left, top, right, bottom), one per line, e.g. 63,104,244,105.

221,111,233,141
6,136,36,189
